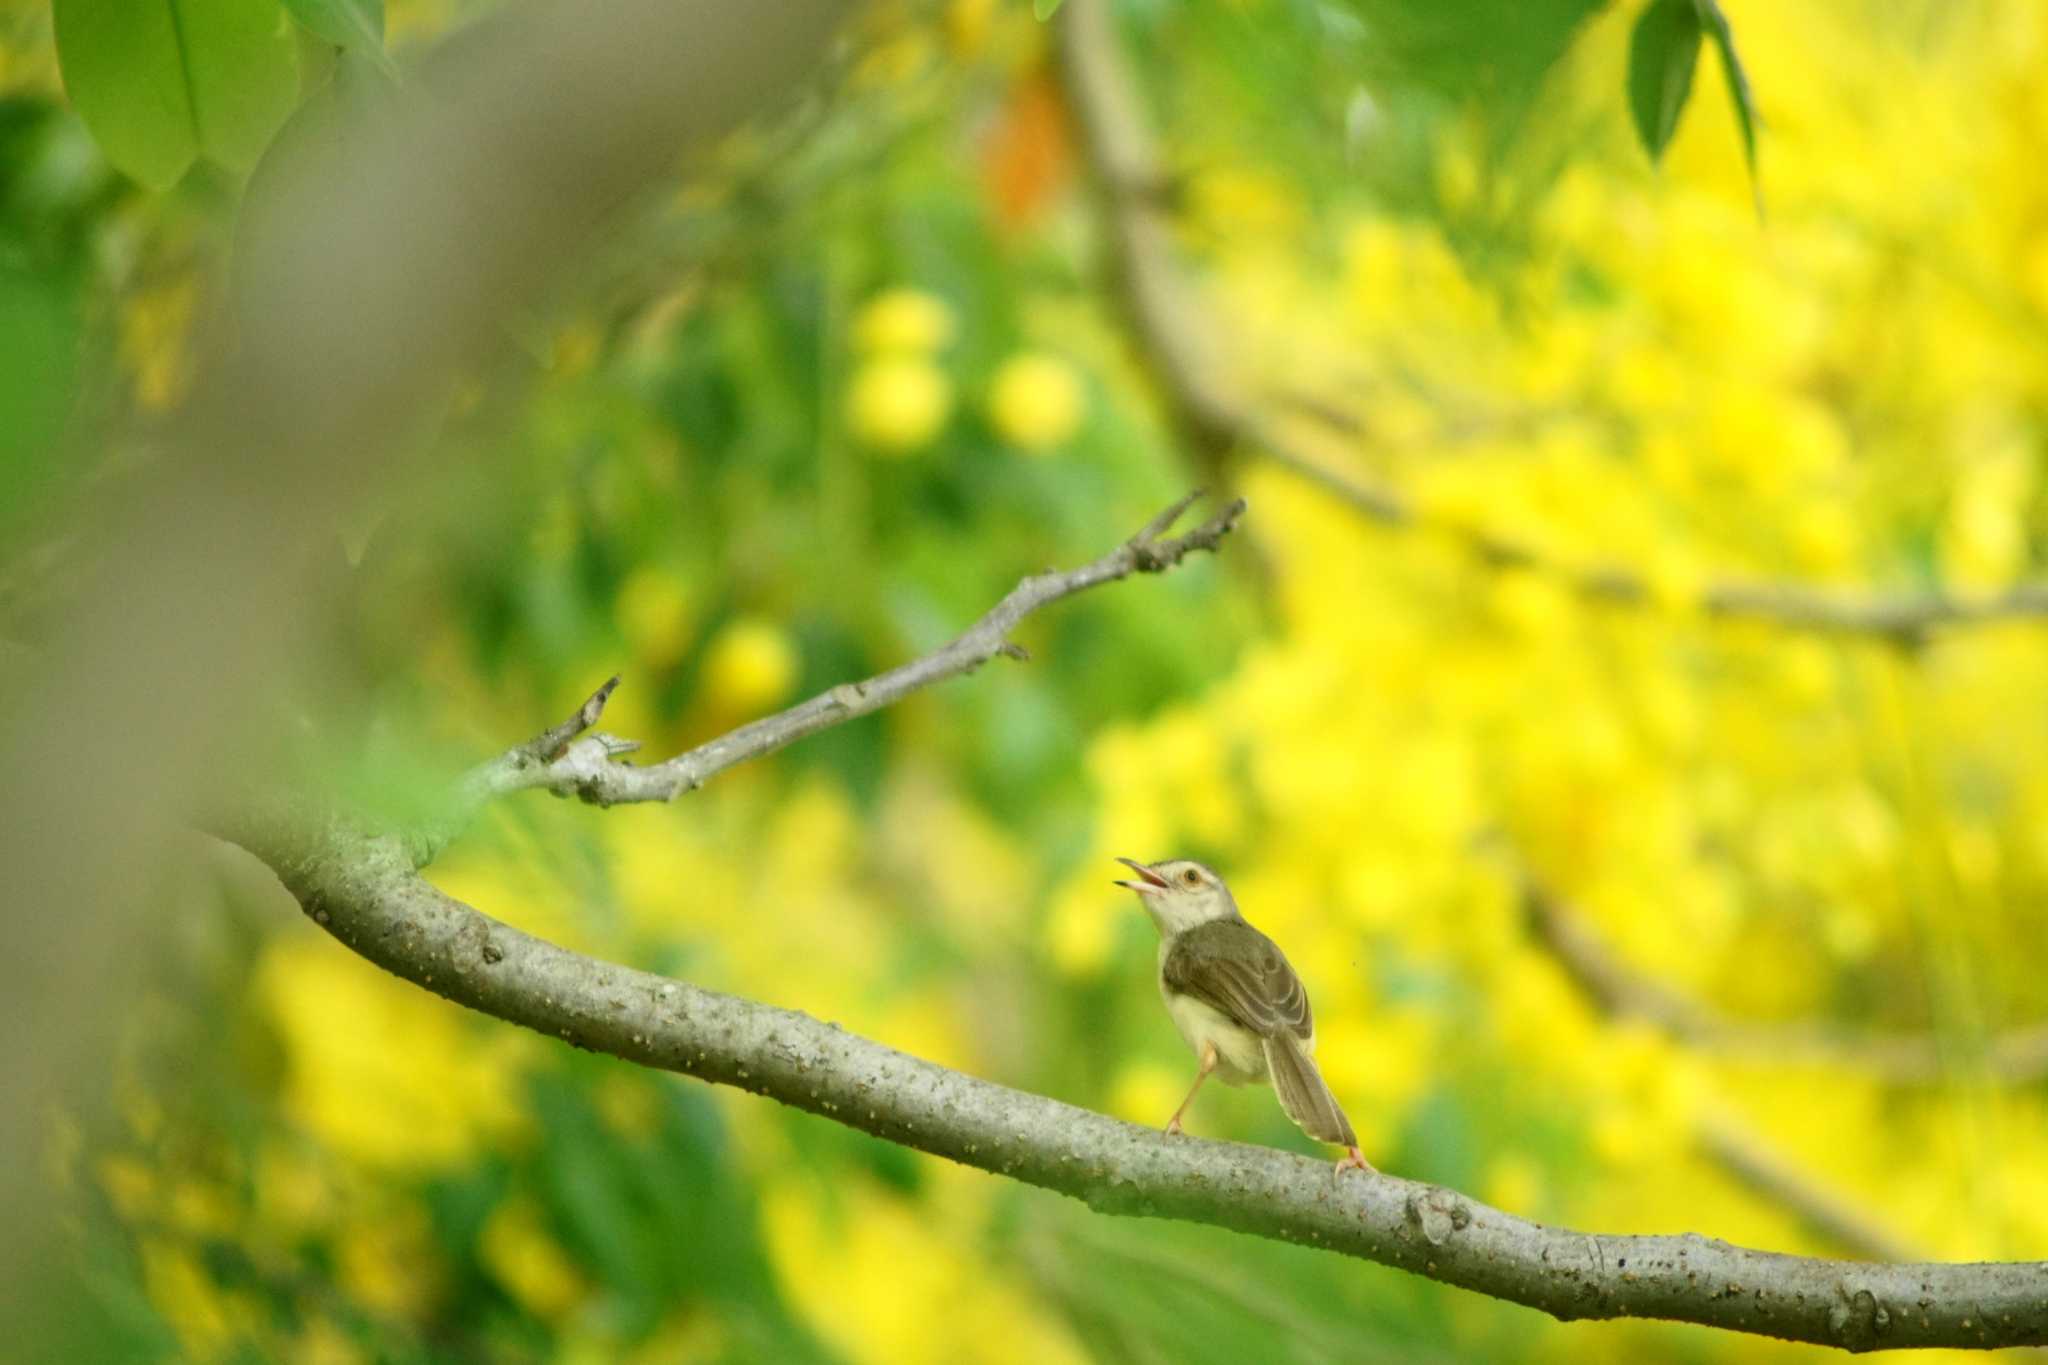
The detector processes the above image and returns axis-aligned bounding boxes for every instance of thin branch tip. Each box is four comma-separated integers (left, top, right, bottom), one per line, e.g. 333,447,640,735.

453,496,1243,812
1133,487,1208,544
1131,494,1246,572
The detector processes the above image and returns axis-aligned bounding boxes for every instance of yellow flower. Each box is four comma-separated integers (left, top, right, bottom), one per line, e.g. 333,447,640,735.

1790,502,1858,574
293,1317,368,1365
1642,546,1705,616
987,351,1086,452
700,616,800,714
847,356,953,454
338,1212,440,1318
254,1141,336,1233
943,0,997,57
1187,167,1302,239
1490,567,1574,637
852,30,937,90
1939,444,2033,591
97,1152,158,1221
854,288,957,355
118,277,198,411
255,938,533,1171
480,1196,589,1321
762,1180,1087,1365
139,1237,235,1360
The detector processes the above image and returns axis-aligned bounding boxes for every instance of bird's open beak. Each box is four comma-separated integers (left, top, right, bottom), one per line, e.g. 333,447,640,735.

1113,857,1169,894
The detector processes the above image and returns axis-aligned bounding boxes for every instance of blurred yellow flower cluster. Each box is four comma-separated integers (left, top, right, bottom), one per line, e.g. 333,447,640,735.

1043,0,2048,1307
847,288,1090,455
849,289,957,455
988,350,1086,452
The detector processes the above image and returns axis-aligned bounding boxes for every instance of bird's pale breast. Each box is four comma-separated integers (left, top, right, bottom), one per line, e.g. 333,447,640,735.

1161,980,1268,1084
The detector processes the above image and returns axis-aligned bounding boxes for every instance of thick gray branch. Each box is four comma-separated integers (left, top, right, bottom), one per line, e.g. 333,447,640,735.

1052,0,2048,641
232,821,2048,1353
438,491,1243,830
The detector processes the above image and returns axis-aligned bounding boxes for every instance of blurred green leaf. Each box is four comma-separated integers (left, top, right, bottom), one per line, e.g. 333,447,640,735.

51,0,300,187
1627,0,1702,163
1697,0,1762,199
1344,0,1605,112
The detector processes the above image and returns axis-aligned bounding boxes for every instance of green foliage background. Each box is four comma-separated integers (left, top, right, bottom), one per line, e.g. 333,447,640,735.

8,0,2048,1361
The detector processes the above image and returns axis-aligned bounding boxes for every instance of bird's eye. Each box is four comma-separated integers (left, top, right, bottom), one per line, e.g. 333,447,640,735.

1181,869,1201,887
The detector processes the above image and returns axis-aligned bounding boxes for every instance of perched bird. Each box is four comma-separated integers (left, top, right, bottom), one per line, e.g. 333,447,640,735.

1114,857,1372,1172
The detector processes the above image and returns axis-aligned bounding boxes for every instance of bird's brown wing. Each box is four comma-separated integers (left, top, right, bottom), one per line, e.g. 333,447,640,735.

1162,918,1314,1042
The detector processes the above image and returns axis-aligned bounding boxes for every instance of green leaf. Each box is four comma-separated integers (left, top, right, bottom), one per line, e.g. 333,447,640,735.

1626,0,1702,163
1695,0,1763,202
52,0,300,188
1035,0,1065,19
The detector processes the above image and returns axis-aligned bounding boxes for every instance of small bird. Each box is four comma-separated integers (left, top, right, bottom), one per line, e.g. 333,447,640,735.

1114,857,1372,1172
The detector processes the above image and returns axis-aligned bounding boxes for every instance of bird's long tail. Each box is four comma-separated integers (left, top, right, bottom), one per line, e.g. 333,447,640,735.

1263,1033,1357,1148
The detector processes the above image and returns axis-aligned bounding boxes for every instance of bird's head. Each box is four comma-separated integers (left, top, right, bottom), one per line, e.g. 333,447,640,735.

1114,856,1240,935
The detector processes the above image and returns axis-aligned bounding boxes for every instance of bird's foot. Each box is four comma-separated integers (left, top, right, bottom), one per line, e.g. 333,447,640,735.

1335,1146,1375,1174
1164,1117,1185,1136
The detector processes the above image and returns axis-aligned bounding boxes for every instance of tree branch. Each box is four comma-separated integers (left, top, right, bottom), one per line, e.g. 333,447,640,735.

226,823,2048,1353
1051,0,2048,643
221,501,2048,1352
1519,871,2048,1085
425,491,1243,855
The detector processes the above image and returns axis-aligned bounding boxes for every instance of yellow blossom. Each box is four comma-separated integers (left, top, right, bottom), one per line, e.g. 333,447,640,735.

480,1197,588,1321
139,1238,236,1360
847,355,954,453
987,351,1086,451
854,288,957,355
700,616,800,714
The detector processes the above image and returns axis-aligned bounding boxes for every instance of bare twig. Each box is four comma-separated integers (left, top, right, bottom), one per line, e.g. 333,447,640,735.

435,492,1244,827
517,674,624,766
1051,0,2048,642
1518,873,2048,1085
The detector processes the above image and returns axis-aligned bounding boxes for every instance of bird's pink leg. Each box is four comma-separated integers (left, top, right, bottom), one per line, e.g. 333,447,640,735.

1165,1042,1219,1135
1336,1145,1375,1173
